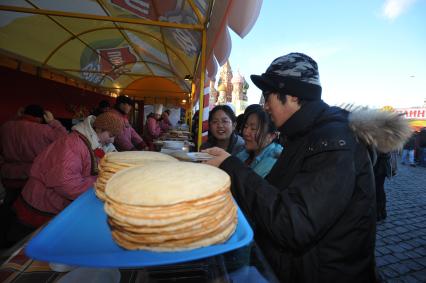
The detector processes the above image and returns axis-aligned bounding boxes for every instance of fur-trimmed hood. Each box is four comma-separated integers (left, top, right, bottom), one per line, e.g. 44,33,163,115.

348,108,412,153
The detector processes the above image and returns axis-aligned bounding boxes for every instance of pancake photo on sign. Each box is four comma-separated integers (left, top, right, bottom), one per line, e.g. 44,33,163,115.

104,162,238,251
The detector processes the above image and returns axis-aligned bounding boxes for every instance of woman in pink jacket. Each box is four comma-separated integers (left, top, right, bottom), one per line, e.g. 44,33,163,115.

11,111,124,234
0,105,67,204
160,109,173,132
143,104,164,150
110,95,146,151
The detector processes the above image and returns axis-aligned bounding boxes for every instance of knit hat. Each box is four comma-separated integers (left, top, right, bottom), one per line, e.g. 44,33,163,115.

251,52,322,101
93,112,124,136
154,104,163,115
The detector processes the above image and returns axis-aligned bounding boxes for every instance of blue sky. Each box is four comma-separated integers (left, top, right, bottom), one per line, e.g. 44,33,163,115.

227,0,426,108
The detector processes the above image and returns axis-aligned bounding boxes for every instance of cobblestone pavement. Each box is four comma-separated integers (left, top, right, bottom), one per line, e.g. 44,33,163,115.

376,163,426,282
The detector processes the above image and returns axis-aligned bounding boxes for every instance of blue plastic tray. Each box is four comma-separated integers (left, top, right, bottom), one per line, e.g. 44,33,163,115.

25,189,253,268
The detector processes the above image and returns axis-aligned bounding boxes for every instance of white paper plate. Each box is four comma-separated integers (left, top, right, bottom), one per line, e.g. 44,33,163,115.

186,152,214,160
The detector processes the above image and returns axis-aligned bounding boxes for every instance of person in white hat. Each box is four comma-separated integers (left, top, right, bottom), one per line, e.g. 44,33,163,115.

144,104,164,150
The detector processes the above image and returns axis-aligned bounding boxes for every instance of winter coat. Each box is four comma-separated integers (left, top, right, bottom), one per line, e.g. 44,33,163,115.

200,133,245,156
145,117,162,140
18,132,97,222
374,152,393,178
15,117,115,227
236,142,283,178
403,135,415,150
219,100,411,283
16,132,97,227
160,115,172,132
109,109,145,151
143,117,163,151
418,129,426,147
0,115,67,181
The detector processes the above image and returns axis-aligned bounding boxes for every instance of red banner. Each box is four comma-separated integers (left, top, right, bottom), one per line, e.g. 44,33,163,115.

98,46,137,79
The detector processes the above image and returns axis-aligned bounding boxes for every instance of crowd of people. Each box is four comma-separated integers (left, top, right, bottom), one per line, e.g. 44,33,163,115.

0,96,173,248
201,53,412,282
0,52,417,282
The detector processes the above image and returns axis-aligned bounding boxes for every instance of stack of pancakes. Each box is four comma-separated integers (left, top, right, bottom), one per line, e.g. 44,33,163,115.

95,151,178,201
104,162,237,251
169,130,191,139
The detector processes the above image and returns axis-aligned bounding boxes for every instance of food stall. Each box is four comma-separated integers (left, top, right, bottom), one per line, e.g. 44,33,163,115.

0,0,262,146
0,1,280,282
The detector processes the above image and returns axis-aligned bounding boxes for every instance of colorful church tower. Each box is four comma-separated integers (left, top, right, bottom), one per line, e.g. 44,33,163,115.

231,70,248,115
210,61,249,115
217,60,234,102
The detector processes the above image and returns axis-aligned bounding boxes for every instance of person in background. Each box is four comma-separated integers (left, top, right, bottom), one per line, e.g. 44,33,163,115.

200,105,244,155
235,113,245,136
373,152,393,221
0,179,5,205
236,104,265,135
191,110,200,146
5,111,124,245
401,133,416,166
71,113,118,158
236,105,283,178
203,53,411,282
144,104,163,151
110,95,146,151
0,105,67,206
92,100,111,116
160,109,173,132
417,127,426,167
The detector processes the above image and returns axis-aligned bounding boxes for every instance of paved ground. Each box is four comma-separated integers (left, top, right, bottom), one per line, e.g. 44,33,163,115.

376,163,426,282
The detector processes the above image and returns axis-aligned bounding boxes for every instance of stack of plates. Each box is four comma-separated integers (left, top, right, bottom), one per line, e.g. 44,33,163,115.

95,152,178,201
162,140,185,150
169,152,214,162
104,162,237,251
169,130,191,136
187,152,214,161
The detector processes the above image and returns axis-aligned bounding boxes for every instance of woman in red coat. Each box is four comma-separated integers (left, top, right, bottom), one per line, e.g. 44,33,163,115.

9,111,124,241
0,105,67,204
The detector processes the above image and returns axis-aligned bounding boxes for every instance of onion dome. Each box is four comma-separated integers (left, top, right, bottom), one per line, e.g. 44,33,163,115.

231,71,244,84
217,84,226,92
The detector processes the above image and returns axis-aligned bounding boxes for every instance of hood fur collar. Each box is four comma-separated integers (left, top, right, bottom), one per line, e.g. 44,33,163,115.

348,107,412,153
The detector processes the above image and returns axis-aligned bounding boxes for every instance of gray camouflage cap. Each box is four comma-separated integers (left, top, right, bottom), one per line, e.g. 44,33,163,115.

251,53,322,101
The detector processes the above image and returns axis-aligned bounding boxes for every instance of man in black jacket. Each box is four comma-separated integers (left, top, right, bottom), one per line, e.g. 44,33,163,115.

204,53,378,282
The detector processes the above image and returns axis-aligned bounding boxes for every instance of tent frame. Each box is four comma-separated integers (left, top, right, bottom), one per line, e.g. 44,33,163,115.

0,2,217,147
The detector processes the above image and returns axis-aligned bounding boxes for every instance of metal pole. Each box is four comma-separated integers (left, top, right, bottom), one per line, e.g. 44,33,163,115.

197,28,207,151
